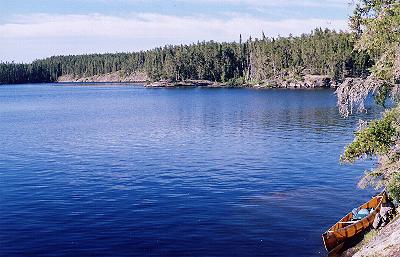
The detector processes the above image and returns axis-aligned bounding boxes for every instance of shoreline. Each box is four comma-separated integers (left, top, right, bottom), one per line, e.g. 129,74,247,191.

1,81,337,90
54,73,340,89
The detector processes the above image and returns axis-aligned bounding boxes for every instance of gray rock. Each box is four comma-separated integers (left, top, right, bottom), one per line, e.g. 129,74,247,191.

373,213,382,229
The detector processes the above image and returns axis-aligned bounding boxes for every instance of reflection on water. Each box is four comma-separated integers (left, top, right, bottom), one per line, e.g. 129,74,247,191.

0,84,380,256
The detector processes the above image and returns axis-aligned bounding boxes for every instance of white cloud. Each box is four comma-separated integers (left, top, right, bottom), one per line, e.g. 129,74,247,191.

189,0,351,7
97,0,353,8
0,13,348,62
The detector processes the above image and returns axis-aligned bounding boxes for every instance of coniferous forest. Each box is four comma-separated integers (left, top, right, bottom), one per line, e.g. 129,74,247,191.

0,29,373,85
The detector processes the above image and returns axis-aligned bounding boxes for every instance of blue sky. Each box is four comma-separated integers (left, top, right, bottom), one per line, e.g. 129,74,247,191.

0,0,355,63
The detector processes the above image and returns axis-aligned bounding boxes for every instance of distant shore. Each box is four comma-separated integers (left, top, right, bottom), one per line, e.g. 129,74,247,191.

57,71,339,89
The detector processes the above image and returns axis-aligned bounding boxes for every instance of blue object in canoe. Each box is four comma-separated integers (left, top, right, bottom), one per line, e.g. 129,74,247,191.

353,208,370,220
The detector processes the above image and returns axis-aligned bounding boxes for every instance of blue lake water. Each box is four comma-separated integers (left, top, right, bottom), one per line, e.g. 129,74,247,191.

0,84,379,256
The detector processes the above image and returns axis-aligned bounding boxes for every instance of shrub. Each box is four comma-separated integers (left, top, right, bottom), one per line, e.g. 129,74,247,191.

388,173,400,203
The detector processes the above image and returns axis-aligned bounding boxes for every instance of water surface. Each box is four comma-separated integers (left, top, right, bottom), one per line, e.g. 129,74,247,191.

0,84,378,256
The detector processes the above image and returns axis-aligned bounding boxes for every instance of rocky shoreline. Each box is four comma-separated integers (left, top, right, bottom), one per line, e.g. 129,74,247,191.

146,75,338,89
57,72,339,89
144,80,225,88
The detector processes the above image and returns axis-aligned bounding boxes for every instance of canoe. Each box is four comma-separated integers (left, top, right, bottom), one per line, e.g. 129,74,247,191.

322,191,387,253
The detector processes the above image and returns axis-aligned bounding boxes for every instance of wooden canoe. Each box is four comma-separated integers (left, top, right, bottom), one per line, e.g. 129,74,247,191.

322,191,387,253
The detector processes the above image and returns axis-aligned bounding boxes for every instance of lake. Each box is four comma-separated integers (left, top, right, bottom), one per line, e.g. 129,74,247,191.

0,84,378,256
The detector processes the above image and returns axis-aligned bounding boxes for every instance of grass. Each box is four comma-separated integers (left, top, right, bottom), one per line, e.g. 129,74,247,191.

362,229,379,245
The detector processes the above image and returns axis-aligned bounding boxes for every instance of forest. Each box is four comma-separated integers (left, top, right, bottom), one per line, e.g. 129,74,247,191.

0,28,373,85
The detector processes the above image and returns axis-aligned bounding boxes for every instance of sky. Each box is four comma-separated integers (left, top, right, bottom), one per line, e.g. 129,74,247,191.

0,0,356,63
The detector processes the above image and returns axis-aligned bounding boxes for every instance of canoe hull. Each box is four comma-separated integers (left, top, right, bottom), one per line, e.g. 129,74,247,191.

322,192,386,253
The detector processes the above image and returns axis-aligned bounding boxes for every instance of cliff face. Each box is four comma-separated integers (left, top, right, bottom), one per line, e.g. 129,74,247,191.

342,209,400,257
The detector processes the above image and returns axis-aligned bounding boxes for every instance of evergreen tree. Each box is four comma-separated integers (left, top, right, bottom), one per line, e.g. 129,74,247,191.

0,29,372,85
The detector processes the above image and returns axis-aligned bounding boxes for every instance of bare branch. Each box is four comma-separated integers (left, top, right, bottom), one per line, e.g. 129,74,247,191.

335,77,384,117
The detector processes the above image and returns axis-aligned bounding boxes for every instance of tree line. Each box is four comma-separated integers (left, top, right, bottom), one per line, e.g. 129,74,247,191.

0,28,373,85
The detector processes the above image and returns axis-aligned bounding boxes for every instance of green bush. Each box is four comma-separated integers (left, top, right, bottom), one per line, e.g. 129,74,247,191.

341,110,397,163
388,173,400,203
